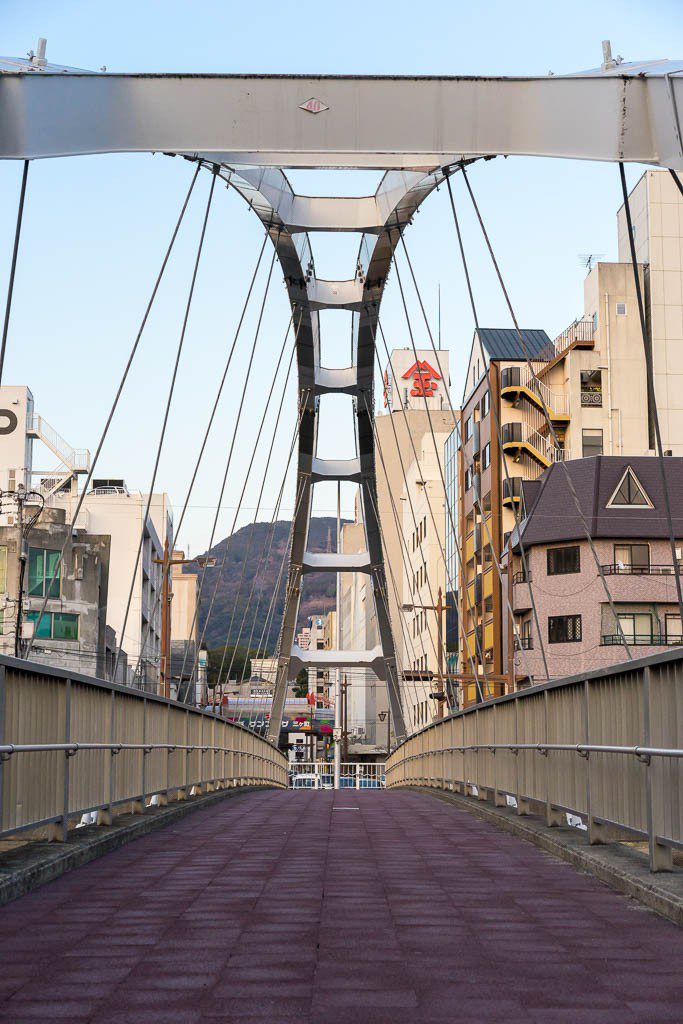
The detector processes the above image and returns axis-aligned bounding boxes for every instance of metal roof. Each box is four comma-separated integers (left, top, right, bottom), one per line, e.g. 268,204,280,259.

476,328,552,361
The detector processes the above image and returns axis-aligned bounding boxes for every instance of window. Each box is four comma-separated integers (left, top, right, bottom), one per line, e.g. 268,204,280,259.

616,301,627,316
618,612,653,645
547,546,580,576
548,615,582,643
465,467,473,491
582,428,603,458
608,467,652,508
0,546,6,592
481,391,490,418
614,544,650,573
28,548,61,598
592,311,598,333
26,610,79,641
666,614,682,644
580,369,602,407
465,415,474,441
482,442,491,470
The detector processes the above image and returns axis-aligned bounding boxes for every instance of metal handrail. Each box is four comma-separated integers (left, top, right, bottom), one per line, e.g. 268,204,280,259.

601,634,683,646
401,743,683,760
601,563,681,576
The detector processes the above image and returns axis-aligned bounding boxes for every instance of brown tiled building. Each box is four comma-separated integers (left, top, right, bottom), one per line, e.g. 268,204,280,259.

508,456,683,682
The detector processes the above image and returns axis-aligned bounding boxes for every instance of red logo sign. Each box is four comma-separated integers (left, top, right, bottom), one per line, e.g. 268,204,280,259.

402,360,441,397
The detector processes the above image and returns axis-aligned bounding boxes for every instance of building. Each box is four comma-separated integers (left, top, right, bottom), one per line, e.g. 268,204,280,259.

382,348,451,414
399,429,449,731
454,168,683,703
169,551,201,702
0,503,112,678
507,457,683,681
339,508,389,753
56,481,173,690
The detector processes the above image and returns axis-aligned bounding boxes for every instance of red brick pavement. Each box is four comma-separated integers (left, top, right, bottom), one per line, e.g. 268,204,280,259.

0,789,682,1023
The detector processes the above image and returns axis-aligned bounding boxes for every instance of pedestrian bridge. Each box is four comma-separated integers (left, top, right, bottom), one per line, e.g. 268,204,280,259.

1,651,683,1022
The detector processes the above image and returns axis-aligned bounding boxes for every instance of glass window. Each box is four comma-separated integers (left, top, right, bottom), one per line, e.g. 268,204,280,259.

482,442,491,470
614,544,650,572
56,613,78,641
609,468,651,507
0,546,6,592
26,610,52,639
28,548,61,598
548,615,582,643
618,613,653,644
465,416,474,441
582,429,603,458
666,615,682,644
481,391,490,418
547,546,580,575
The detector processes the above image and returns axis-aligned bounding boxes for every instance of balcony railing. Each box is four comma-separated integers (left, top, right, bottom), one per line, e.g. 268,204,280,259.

512,570,532,584
580,390,602,407
601,564,681,576
500,364,570,418
540,315,595,362
601,634,683,646
514,635,533,650
501,421,566,466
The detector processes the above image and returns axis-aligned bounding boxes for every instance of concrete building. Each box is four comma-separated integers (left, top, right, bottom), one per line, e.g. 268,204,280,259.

169,551,201,701
382,348,451,414
507,457,683,680
55,481,173,690
454,168,683,704
399,429,449,732
0,503,112,678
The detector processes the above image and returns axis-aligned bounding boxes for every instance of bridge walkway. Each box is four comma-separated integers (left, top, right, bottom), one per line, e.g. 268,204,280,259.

0,790,681,1023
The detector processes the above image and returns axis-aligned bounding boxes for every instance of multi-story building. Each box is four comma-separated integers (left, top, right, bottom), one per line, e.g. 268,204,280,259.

399,429,450,731
453,167,683,704
375,348,455,728
170,551,201,701
507,456,683,681
0,503,113,678
56,481,172,690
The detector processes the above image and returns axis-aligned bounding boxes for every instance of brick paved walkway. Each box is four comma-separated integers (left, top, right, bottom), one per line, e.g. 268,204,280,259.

0,789,682,1023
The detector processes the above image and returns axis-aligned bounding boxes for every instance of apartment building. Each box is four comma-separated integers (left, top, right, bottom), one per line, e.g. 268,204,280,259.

507,457,683,681
56,481,173,690
453,168,683,704
0,503,113,678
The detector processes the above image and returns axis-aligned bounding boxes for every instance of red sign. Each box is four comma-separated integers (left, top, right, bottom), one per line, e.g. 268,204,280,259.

402,360,441,397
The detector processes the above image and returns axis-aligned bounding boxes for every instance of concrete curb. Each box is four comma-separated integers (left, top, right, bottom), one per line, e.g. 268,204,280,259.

0,785,275,908
417,786,683,927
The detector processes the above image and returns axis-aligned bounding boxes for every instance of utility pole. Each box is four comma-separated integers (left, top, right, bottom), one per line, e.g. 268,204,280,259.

402,589,449,720
9,487,44,659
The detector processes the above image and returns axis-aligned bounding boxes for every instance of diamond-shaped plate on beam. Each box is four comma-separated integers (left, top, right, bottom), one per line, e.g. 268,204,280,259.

299,97,329,114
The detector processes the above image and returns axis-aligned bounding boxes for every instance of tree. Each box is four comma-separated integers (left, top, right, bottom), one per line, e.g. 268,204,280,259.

206,645,254,688
293,668,309,698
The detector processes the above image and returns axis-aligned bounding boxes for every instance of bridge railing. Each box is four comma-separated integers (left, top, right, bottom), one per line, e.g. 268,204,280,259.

0,656,288,841
387,648,683,872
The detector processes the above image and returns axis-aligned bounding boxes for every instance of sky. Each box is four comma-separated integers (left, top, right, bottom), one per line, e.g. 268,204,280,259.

1,0,682,556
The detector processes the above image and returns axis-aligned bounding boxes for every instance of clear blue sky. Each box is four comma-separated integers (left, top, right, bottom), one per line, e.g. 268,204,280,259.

1,0,681,554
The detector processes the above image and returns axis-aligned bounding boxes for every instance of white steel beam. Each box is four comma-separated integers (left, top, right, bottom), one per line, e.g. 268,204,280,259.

0,63,682,168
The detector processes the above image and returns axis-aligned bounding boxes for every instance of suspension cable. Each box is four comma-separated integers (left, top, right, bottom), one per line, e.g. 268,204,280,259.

459,164,633,661
670,169,683,199
619,162,683,623
216,324,300,686
398,196,544,682
0,160,29,386
114,170,218,682
25,165,202,660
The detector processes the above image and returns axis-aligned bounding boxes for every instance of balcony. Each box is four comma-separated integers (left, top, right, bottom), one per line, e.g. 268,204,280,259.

501,421,566,468
513,575,533,613
580,390,603,408
512,569,532,584
514,635,533,650
502,476,523,508
500,365,570,421
601,634,683,647
601,564,681,576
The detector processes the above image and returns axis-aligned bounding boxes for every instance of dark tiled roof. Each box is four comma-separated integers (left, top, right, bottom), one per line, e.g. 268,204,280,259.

515,456,683,549
476,328,552,361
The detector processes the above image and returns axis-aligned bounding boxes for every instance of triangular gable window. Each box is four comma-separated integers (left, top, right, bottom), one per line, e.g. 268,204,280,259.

608,467,653,508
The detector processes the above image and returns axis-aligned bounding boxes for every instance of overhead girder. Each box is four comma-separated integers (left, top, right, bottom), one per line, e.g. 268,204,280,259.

1,62,682,169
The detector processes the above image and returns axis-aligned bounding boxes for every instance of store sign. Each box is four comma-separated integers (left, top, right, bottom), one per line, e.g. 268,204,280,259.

250,687,272,698
402,360,441,398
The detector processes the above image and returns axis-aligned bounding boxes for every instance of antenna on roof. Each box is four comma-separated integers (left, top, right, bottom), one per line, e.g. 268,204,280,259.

578,253,604,272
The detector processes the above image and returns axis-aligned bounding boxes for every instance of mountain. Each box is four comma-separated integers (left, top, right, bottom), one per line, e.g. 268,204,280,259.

185,517,348,653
